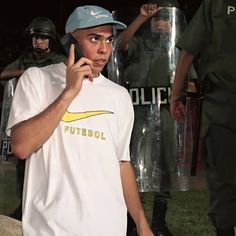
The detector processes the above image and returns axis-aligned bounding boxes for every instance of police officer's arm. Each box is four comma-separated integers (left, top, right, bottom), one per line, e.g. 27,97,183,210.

10,45,94,159
120,161,154,236
170,49,194,123
0,69,25,80
116,4,158,51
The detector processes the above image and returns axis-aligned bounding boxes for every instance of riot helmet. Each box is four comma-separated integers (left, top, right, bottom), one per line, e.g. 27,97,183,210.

25,17,57,39
150,0,179,8
24,17,66,56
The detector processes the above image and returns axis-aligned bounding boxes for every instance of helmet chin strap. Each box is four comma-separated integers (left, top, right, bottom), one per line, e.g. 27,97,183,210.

33,47,50,56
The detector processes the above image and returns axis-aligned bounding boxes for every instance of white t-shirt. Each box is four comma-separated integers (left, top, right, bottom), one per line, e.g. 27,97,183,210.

7,62,134,236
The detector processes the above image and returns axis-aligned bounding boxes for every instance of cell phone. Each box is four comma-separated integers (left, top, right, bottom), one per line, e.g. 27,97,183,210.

61,33,84,62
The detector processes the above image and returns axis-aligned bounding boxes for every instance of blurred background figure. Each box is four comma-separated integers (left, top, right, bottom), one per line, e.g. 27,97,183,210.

0,16,66,220
170,0,236,235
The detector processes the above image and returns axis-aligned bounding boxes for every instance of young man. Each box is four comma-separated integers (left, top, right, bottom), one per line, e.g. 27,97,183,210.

7,5,154,236
170,0,236,235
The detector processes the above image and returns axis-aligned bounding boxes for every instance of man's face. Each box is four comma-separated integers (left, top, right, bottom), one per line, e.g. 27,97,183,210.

32,34,50,50
72,25,114,75
151,17,171,33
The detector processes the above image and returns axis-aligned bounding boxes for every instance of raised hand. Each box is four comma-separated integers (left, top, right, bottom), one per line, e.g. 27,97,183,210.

65,44,94,97
140,4,159,17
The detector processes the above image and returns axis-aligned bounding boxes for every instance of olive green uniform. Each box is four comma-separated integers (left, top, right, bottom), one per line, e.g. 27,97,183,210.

5,51,66,70
177,0,236,229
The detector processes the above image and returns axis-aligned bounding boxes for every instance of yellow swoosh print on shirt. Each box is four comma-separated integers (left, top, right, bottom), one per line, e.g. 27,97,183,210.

62,110,114,122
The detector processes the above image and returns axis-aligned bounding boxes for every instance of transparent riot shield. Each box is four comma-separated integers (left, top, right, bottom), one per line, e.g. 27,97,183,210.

109,6,194,192
0,78,18,216
0,78,16,159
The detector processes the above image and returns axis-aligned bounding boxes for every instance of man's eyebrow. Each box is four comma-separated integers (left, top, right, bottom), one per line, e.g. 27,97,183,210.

87,33,99,37
87,33,114,38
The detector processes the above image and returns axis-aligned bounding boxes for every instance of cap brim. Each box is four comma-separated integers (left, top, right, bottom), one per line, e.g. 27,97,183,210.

110,20,127,29
76,20,127,30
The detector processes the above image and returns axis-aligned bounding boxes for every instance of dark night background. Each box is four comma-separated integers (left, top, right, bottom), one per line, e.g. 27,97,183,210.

0,0,203,69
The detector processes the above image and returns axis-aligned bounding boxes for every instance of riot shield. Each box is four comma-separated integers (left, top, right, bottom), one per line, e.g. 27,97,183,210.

109,6,191,192
0,79,16,159
0,78,18,216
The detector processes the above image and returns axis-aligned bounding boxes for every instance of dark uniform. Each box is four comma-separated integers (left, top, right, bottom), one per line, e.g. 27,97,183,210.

1,17,66,221
177,0,236,234
4,50,65,70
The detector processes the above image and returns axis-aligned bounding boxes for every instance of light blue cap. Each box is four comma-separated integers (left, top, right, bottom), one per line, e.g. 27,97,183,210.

65,5,127,33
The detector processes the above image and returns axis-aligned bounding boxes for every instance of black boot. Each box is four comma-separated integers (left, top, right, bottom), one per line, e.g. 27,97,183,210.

151,199,173,236
216,228,234,236
126,212,138,236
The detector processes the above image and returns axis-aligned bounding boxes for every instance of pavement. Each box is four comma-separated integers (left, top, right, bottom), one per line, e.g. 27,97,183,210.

0,215,22,236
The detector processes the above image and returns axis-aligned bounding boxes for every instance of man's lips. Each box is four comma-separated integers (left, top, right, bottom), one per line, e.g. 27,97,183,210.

93,59,107,67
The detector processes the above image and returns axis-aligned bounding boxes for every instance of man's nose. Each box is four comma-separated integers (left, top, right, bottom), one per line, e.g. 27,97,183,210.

98,41,108,54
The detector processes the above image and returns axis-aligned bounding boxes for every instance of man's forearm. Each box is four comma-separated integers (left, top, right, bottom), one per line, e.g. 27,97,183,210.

120,162,149,229
10,90,74,159
116,14,149,50
0,69,25,80
171,50,194,100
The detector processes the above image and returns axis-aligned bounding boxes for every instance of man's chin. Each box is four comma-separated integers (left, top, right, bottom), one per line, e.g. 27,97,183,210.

93,67,104,75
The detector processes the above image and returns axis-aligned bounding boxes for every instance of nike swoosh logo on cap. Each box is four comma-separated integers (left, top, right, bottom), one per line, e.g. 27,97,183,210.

62,110,113,122
91,10,101,16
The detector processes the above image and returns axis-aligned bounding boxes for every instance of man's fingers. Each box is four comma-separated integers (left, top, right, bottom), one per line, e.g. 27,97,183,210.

147,4,158,15
67,44,75,68
170,102,186,123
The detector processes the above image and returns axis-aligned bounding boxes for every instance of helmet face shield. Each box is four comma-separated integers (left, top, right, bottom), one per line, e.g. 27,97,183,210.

25,17,57,39
31,33,50,40
151,17,171,33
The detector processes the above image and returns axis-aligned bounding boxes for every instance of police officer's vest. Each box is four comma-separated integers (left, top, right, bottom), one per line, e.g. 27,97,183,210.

202,0,236,81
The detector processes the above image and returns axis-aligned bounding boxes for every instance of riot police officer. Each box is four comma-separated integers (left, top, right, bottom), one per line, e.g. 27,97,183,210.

1,16,66,79
114,1,184,235
0,16,66,220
